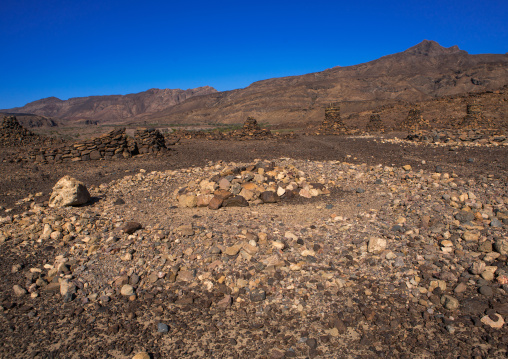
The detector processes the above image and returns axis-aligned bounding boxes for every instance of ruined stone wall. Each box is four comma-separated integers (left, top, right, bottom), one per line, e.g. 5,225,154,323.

135,128,166,153
27,128,167,163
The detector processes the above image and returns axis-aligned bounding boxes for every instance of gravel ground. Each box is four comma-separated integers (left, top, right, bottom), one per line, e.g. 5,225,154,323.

0,135,507,358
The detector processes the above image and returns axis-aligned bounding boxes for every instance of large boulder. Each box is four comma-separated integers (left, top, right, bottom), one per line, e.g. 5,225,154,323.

49,176,90,207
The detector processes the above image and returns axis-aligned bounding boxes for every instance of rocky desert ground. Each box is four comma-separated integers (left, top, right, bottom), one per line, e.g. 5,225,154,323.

0,119,507,359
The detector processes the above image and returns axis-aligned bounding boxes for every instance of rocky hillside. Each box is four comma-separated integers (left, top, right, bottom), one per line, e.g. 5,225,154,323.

140,40,508,126
0,113,59,128
3,87,217,125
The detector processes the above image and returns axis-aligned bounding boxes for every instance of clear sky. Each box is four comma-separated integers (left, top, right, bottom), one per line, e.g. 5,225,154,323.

1,0,507,109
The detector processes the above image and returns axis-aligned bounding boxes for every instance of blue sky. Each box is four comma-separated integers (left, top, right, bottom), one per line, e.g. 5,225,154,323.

1,0,507,109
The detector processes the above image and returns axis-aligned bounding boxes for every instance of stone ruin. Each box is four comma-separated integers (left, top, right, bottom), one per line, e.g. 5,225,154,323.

0,116,41,146
406,129,506,146
230,117,273,139
398,107,429,132
317,103,349,134
365,114,386,133
27,127,167,163
166,117,295,141
135,128,167,153
457,102,493,129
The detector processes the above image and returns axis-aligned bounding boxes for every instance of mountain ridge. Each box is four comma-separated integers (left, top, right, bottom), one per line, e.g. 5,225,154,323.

3,40,508,127
3,86,217,125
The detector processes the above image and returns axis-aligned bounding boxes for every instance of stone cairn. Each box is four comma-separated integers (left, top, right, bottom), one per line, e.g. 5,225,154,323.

317,103,349,134
398,107,429,132
28,127,167,163
365,114,385,133
231,117,273,139
458,102,493,129
0,116,40,146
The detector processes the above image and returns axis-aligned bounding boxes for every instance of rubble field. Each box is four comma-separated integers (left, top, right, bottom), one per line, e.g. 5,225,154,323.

0,135,507,358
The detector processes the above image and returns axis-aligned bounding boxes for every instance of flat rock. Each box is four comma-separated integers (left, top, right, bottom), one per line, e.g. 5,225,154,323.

223,195,249,207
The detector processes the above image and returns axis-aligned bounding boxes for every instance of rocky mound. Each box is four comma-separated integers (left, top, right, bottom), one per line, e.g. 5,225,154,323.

176,161,331,210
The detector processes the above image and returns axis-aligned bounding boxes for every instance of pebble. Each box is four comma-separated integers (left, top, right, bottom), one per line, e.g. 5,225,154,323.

250,288,266,302
479,285,493,297
132,353,150,359
367,237,386,253
13,285,27,297
441,295,459,310
157,323,169,333
121,284,134,296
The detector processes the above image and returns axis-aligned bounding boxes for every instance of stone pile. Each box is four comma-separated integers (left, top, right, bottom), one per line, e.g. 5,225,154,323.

229,117,273,139
134,128,167,154
398,107,430,132
176,160,330,210
27,128,167,163
458,102,493,129
0,116,41,146
365,114,386,132
316,103,350,134
406,129,507,147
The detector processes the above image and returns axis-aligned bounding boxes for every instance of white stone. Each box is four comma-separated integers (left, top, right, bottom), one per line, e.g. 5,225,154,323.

49,176,90,207
121,284,134,296
367,237,387,253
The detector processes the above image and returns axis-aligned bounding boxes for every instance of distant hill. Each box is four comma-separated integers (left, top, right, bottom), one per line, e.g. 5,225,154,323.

2,86,217,125
139,40,508,126
3,40,508,127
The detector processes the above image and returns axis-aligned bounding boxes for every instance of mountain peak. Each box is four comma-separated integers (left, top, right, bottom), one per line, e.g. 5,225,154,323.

403,40,466,56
